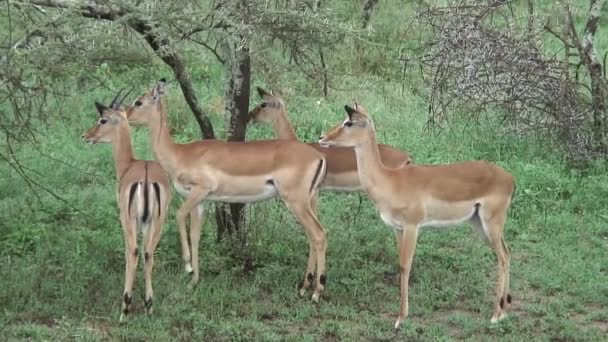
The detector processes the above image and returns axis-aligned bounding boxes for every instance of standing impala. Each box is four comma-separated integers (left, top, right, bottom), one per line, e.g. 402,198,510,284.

81,91,171,322
248,88,412,192
126,79,329,301
318,104,515,329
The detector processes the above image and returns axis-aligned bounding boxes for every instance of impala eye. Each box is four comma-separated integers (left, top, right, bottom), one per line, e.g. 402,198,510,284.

134,100,142,106
260,102,267,108
344,121,353,127
99,118,108,125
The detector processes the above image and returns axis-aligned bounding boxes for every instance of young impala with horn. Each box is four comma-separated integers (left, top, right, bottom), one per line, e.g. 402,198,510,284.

318,104,515,329
126,79,329,301
248,88,412,192
81,90,171,322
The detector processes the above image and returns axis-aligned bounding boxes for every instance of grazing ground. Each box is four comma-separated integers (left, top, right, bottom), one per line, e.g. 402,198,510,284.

1,67,607,341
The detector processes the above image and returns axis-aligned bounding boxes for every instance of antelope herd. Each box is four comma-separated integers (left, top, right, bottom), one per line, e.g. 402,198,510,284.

82,79,515,329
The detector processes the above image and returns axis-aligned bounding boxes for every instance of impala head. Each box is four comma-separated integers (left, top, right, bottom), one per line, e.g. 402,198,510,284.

126,78,166,126
319,103,374,148
82,89,132,144
248,87,285,123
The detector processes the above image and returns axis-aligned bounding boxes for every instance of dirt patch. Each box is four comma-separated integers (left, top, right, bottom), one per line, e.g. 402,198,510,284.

570,310,608,333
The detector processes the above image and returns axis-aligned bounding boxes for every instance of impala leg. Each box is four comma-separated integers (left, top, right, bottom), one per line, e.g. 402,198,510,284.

120,214,138,323
298,227,316,297
143,209,166,315
395,224,419,330
176,188,209,289
188,204,205,290
500,236,511,312
286,199,326,302
501,236,512,312
310,209,327,303
298,194,321,297
393,228,403,284
479,211,509,323
177,204,192,275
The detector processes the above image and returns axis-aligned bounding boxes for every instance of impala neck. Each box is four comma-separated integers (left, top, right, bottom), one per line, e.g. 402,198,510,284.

273,109,298,140
353,129,387,190
112,123,135,181
147,99,178,171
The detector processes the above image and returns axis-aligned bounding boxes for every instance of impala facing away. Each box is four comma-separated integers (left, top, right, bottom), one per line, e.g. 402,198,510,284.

318,104,515,329
126,79,329,301
82,91,172,322
248,88,412,192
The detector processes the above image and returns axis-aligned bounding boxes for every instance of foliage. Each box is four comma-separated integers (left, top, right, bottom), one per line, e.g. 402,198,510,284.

0,0,607,340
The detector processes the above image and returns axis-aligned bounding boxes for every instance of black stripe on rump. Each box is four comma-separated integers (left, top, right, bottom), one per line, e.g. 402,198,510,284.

142,162,150,223
128,182,139,217
309,159,325,193
142,181,150,223
152,182,161,217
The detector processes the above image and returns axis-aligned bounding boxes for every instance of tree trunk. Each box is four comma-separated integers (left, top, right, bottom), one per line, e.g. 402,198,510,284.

215,36,251,242
361,0,380,30
578,0,607,155
585,1,608,155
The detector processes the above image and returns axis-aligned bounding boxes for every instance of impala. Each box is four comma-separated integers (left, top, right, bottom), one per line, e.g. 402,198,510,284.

318,104,515,329
82,91,172,322
125,79,329,301
248,88,412,192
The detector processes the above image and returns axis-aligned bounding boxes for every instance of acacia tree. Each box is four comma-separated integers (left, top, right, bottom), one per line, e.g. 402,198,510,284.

1,1,350,258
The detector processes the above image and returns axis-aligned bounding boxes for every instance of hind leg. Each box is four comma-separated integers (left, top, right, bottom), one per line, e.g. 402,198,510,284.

477,211,510,323
285,198,326,302
143,204,168,315
119,214,138,323
298,193,321,295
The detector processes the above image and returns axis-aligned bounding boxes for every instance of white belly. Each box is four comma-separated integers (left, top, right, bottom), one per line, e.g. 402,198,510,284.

206,186,278,203
173,175,279,203
321,185,363,192
378,199,479,231
420,199,479,228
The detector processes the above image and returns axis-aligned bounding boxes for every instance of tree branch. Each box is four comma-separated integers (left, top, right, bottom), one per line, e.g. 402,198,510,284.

18,0,216,139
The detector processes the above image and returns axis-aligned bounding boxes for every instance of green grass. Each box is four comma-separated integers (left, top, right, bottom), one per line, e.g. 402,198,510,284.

1,1,608,340
1,67,607,340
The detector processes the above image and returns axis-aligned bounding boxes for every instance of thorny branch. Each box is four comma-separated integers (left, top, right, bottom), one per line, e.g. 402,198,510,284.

409,0,606,164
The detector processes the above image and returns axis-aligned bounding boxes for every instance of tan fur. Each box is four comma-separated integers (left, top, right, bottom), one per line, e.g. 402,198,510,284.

82,103,171,322
248,89,412,191
125,80,329,301
319,104,515,329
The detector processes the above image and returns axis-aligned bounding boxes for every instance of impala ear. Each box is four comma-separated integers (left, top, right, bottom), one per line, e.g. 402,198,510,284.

95,101,108,117
344,105,356,121
257,87,272,100
152,78,167,100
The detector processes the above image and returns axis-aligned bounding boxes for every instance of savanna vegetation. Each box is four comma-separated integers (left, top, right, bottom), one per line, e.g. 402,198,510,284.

1,0,607,340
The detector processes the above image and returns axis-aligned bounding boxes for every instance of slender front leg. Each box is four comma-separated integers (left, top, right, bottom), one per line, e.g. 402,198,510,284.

176,187,210,289
120,214,138,323
188,204,205,290
395,224,419,330
393,228,403,284
176,205,192,275
310,211,327,303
